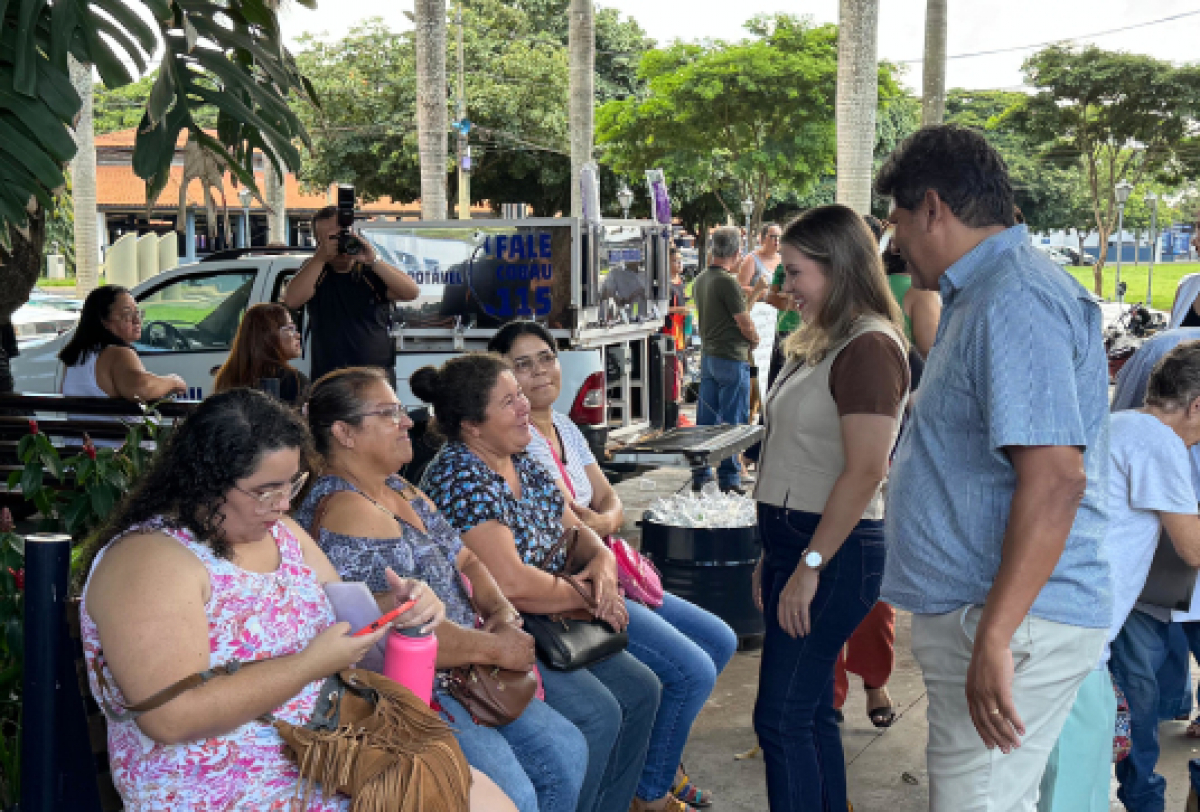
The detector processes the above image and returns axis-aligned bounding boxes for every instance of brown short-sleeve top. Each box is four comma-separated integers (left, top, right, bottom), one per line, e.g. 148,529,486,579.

828,332,910,417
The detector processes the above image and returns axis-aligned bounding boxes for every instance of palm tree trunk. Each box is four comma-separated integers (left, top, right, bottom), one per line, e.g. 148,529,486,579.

264,163,287,244
568,0,595,219
415,0,448,221
921,0,947,125
836,0,880,215
69,57,100,296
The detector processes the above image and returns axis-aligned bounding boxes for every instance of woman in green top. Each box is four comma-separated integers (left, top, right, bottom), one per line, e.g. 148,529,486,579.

883,249,940,358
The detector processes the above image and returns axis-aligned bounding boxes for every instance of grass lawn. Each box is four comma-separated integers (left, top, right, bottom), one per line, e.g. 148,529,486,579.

1066,262,1200,312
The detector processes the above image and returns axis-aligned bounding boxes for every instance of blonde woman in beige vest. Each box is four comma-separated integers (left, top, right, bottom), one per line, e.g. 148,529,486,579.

750,205,910,812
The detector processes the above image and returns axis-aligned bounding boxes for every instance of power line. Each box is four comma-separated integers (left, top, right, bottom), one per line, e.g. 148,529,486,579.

895,7,1200,64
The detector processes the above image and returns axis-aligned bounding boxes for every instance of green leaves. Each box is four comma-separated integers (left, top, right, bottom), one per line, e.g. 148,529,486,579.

0,0,314,236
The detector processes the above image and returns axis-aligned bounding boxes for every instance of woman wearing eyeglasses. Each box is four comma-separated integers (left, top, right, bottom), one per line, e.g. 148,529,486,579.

59,285,188,401
295,367,588,812
488,321,737,811
214,303,308,405
75,388,529,812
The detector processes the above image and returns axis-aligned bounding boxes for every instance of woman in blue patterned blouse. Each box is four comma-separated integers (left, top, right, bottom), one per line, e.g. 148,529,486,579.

294,367,587,812
414,354,669,812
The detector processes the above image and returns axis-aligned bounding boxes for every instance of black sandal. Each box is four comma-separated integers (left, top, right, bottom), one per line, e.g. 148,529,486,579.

868,706,896,728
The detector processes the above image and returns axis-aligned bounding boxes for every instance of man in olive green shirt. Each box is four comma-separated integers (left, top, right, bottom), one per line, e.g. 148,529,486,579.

692,226,760,492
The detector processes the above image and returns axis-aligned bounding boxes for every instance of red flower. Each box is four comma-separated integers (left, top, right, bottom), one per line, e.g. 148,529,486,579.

27,419,38,435
0,507,11,534
82,434,97,460
8,568,22,592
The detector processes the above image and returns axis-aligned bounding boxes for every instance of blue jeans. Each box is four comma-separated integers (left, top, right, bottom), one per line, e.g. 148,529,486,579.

1156,622,1200,720
1110,608,1172,812
753,504,884,812
436,691,587,812
626,594,738,800
694,354,750,488
539,650,661,812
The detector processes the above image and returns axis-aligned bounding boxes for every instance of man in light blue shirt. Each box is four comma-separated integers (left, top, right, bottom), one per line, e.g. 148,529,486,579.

876,125,1111,811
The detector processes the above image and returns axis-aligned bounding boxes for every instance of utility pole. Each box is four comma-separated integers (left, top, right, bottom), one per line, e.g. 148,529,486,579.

456,0,470,219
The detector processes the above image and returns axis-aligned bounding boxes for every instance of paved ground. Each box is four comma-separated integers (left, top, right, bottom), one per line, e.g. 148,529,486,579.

613,464,1200,812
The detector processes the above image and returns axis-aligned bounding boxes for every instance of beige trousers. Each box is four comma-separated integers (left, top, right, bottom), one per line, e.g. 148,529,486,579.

911,605,1107,812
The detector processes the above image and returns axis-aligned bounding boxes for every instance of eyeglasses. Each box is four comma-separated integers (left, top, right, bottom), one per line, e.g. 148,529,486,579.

355,403,410,425
511,350,558,376
234,470,309,513
113,309,145,324
280,324,299,335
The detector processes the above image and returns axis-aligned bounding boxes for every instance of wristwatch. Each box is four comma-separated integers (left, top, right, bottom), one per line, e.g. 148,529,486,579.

801,549,824,571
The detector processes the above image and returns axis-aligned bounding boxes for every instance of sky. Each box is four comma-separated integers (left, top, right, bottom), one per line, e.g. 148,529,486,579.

278,0,1200,95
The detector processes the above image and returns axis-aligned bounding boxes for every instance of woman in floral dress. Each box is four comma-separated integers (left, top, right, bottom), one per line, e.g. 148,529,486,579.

81,388,515,811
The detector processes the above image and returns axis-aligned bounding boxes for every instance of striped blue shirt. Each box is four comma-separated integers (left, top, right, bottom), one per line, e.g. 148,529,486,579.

882,225,1112,628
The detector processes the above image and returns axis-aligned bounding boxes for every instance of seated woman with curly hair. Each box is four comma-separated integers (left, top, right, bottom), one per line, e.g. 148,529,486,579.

295,367,587,812
80,387,515,811
213,302,309,404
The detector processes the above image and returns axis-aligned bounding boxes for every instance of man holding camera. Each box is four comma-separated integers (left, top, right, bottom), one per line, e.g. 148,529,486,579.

284,202,419,385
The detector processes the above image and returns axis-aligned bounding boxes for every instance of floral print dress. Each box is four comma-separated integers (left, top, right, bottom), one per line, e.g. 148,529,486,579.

80,518,349,812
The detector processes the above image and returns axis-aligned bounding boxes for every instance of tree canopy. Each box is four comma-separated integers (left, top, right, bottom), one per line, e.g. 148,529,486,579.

596,13,911,238
294,1,653,216
1003,44,1200,290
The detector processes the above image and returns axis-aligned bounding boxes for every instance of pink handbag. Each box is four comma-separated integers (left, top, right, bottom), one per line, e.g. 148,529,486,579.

540,425,665,609
606,535,664,609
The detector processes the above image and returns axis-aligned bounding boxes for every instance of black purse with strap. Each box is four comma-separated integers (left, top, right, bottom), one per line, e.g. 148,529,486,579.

520,527,629,671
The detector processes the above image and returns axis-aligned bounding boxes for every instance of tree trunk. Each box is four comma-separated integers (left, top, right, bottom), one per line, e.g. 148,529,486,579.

0,206,47,392
568,0,595,219
264,163,287,245
1093,224,1111,295
921,0,947,125
415,0,448,221
836,0,880,215
70,57,99,296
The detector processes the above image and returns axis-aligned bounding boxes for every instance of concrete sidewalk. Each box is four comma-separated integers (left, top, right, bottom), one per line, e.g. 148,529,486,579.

614,465,1200,812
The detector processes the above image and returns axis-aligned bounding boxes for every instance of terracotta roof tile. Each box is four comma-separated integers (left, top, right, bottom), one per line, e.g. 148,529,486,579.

94,128,488,215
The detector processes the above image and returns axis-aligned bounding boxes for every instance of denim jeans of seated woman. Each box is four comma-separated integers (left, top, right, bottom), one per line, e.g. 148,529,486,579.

625,593,738,801
435,691,587,812
753,504,885,812
539,648,661,812
1109,608,1173,812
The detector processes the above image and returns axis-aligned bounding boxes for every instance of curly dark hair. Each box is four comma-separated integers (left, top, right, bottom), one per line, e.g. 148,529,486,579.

409,353,511,441
874,124,1015,230
89,388,315,564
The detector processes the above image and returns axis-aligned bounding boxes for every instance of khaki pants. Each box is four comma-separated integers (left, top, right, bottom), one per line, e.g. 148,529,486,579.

911,606,1106,812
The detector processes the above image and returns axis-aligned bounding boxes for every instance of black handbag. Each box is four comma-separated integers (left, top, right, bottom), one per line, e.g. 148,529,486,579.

521,527,629,671
1138,527,1199,611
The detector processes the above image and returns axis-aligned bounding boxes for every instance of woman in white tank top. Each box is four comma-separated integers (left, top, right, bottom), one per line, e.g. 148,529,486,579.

58,286,187,401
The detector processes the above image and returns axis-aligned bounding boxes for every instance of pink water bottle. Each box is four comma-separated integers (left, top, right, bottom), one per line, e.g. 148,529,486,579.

382,626,438,706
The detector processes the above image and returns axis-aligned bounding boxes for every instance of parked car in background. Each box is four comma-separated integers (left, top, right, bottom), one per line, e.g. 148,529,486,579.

1059,246,1096,266
13,302,80,350
1035,245,1072,266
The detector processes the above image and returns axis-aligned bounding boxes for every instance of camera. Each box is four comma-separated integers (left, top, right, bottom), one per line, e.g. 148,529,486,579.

336,184,363,256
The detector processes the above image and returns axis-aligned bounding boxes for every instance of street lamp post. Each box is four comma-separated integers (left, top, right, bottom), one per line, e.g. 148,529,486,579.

1145,190,1159,307
1114,179,1132,304
617,185,633,220
237,188,253,249
741,197,754,250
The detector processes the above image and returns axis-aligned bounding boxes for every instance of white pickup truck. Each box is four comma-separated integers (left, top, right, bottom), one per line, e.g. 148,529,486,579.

12,217,758,478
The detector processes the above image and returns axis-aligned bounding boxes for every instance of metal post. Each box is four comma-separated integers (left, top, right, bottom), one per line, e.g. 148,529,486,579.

239,208,249,248
1115,205,1126,304
1148,203,1158,307
456,0,470,220
21,533,72,812
185,207,197,263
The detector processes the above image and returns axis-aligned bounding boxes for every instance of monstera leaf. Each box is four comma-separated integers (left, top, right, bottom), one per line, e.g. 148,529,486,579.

0,0,317,233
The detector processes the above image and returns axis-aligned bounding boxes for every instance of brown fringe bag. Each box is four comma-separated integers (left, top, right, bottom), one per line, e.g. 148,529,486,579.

93,659,471,812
